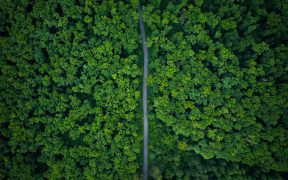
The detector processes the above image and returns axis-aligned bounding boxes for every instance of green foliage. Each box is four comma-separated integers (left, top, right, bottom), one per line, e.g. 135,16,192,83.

143,0,288,179
1,0,288,179
0,0,142,179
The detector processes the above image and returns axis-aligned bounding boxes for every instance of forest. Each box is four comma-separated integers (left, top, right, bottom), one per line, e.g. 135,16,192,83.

0,0,287,179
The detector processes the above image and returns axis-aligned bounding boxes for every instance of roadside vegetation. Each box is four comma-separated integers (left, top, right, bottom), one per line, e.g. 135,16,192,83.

1,0,287,179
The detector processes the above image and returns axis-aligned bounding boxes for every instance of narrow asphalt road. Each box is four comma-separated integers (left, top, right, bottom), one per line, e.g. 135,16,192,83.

138,3,149,180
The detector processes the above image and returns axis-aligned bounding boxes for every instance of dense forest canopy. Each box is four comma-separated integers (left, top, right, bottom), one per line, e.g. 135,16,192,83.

0,0,287,179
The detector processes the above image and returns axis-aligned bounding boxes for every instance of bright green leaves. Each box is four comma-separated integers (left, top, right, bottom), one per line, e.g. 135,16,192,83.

84,15,92,24
219,47,235,60
221,18,237,30
1,0,288,179
252,42,269,55
144,0,288,179
1,0,142,179
130,0,139,8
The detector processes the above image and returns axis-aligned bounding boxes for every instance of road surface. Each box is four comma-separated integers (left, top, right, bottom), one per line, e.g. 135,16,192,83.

138,3,149,180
